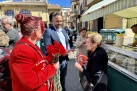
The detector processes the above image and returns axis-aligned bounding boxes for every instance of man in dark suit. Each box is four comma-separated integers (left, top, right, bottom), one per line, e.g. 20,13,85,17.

43,12,69,91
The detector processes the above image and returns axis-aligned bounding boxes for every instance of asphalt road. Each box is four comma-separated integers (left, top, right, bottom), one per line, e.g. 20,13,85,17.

65,59,83,91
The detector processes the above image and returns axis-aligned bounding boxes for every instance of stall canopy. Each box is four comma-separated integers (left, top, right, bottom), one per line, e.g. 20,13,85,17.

114,6,137,18
82,0,137,22
114,6,137,28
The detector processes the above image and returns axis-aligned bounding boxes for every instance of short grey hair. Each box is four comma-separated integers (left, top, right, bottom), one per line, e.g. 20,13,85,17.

1,16,14,26
88,33,103,46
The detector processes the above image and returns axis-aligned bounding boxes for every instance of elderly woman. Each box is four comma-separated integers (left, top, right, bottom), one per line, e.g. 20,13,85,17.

75,27,87,80
75,27,87,57
75,34,108,91
9,14,59,91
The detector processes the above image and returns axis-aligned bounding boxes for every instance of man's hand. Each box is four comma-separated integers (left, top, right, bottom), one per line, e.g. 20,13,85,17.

132,41,137,47
83,40,86,44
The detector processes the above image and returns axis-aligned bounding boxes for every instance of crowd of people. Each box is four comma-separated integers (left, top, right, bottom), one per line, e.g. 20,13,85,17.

0,12,110,91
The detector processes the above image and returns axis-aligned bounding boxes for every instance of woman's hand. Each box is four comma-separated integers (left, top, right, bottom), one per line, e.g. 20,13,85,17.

52,54,59,63
74,62,83,72
53,61,60,70
132,41,137,47
83,40,86,44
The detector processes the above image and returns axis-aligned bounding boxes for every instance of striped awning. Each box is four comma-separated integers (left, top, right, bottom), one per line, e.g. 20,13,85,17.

113,6,137,28
82,0,137,22
114,6,137,18
126,18,137,28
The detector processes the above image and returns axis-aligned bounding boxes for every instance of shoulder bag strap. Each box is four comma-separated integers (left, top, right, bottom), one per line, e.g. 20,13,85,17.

87,52,108,90
92,64,107,90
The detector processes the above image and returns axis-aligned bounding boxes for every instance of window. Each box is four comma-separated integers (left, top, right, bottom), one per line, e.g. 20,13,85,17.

19,10,31,15
5,10,14,16
74,5,76,9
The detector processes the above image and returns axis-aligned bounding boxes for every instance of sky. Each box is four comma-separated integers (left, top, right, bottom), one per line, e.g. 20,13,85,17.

0,0,71,7
48,0,71,7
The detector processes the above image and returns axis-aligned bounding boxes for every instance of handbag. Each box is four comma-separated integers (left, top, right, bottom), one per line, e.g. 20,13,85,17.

80,66,93,91
80,65,107,91
80,74,93,91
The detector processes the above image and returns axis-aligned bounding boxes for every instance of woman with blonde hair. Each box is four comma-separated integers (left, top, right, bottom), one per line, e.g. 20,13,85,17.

75,33,108,91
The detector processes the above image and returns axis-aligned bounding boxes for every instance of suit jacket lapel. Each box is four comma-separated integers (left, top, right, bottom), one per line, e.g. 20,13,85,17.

50,25,68,49
50,26,61,43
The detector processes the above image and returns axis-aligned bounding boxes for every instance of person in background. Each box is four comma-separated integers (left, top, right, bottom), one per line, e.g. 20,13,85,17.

0,30,11,90
75,34,108,91
64,26,73,48
75,27,88,78
9,14,59,91
43,12,69,91
75,27,87,57
18,28,22,39
131,24,137,47
72,27,77,42
1,16,19,47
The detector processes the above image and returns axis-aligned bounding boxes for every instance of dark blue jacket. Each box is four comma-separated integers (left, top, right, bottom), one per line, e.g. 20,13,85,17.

42,25,69,63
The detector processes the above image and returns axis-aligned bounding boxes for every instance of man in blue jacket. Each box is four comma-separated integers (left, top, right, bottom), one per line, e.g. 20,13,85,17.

43,12,69,91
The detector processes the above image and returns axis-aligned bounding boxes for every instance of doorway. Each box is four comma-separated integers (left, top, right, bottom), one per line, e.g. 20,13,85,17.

93,17,103,32
98,17,103,33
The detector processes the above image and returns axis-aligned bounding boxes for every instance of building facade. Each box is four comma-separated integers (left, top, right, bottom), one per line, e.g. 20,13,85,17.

76,0,125,32
0,0,61,28
70,0,79,30
70,0,100,31
82,0,135,31
61,7,71,28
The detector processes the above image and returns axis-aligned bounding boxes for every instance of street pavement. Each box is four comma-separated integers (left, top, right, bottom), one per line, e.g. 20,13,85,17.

65,51,83,91
65,58,83,91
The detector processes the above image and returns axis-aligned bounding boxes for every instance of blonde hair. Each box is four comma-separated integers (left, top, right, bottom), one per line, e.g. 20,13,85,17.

0,30,9,46
88,34,92,38
88,33,102,46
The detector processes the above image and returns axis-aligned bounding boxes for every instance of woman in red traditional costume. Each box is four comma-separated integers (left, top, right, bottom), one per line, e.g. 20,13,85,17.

9,14,60,91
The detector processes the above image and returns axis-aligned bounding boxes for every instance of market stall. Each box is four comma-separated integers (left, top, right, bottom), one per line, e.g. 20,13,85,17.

101,44,137,91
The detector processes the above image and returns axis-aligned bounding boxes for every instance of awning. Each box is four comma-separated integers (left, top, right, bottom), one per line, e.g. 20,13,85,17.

126,18,137,28
114,6,137,18
82,0,137,22
113,6,137,28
